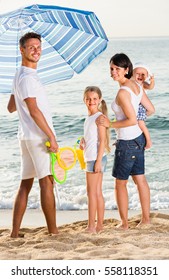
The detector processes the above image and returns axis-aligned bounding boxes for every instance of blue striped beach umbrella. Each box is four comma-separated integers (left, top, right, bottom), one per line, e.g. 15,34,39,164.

0,4,108,93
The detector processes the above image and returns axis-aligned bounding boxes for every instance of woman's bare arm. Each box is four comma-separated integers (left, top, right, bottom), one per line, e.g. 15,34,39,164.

141,90,155,116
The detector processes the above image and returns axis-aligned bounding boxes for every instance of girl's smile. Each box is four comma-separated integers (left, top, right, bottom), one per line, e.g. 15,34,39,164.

84,91,101,115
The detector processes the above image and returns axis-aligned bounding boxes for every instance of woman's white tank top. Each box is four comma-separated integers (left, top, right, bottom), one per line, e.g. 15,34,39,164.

111,85,143,140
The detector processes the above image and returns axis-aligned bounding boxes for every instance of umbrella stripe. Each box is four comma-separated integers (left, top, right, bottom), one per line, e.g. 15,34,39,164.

71,40,107,72
66,12,83,30
57,32,88,57
32,4,92,16
28,9,105,38
76,14,96,35
1,8,107,39
59,34,99,62
86,14,107,38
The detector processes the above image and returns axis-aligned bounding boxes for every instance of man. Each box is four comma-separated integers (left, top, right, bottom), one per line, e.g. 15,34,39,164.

7,32,59,237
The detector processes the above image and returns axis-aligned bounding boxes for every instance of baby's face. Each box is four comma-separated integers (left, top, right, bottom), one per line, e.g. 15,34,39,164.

133,67,148,85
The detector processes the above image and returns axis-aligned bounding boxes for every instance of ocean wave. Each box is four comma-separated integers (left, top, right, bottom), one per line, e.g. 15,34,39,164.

147,116,169,130
0,116,18,138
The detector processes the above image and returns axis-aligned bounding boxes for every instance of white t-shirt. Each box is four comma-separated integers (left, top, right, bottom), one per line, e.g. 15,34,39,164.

111,85,143,140
12,66,55,140
84,111,102,162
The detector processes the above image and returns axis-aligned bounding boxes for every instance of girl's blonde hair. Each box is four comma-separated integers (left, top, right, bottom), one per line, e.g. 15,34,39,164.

83,86,111,153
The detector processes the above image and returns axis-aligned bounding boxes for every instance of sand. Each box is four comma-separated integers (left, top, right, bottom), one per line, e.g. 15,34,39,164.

0,210,169,260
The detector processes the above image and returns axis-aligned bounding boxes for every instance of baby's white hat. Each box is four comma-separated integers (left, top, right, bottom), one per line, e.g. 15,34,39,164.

133,62,152,76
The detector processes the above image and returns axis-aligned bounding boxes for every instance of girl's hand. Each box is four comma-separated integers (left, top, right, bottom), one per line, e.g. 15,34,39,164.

94,160,102,173
79,137,85,150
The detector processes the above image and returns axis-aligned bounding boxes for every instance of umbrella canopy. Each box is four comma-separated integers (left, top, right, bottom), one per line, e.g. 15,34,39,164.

0,4,108,93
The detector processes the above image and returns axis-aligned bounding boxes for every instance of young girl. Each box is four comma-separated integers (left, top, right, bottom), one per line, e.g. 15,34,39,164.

81,86,110,233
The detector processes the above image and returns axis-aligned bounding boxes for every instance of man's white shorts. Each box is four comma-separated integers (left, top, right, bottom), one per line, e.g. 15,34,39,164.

19,139,51,180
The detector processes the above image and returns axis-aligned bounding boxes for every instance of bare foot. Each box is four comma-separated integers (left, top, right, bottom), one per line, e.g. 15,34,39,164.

10,232,25,238
85,227,96,234
116,223,128,230
136,222,152,229
96,226,104,233
49,228,59,235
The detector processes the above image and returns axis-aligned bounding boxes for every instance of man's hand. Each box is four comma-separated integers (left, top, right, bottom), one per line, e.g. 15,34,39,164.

46,138,59,153
48,138,59,153
7,94,17,113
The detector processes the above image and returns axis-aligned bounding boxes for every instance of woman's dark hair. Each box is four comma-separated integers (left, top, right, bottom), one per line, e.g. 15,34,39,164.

109,53,133,79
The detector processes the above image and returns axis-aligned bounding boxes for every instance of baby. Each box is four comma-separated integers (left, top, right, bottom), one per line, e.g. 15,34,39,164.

133,62,155,149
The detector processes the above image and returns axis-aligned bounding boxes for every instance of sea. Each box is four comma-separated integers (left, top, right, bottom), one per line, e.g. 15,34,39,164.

0,37,169,211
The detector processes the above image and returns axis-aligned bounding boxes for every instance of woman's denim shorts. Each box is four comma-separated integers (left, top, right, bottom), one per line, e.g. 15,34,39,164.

112,133,146,180
86,155,107,173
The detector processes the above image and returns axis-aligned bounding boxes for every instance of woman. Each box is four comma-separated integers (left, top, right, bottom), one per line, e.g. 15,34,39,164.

96,53,154,229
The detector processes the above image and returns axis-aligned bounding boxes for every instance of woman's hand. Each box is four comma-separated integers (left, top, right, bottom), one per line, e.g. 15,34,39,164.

95,115,110,128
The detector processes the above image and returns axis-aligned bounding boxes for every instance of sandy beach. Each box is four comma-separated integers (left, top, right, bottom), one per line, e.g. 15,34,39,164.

0,209,169,260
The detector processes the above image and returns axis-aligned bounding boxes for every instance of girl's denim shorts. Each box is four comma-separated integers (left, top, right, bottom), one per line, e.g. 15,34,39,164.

112,133,146,180
86,155,107,173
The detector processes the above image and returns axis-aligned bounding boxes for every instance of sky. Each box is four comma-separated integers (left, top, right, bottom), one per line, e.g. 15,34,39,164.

0,0,169,38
